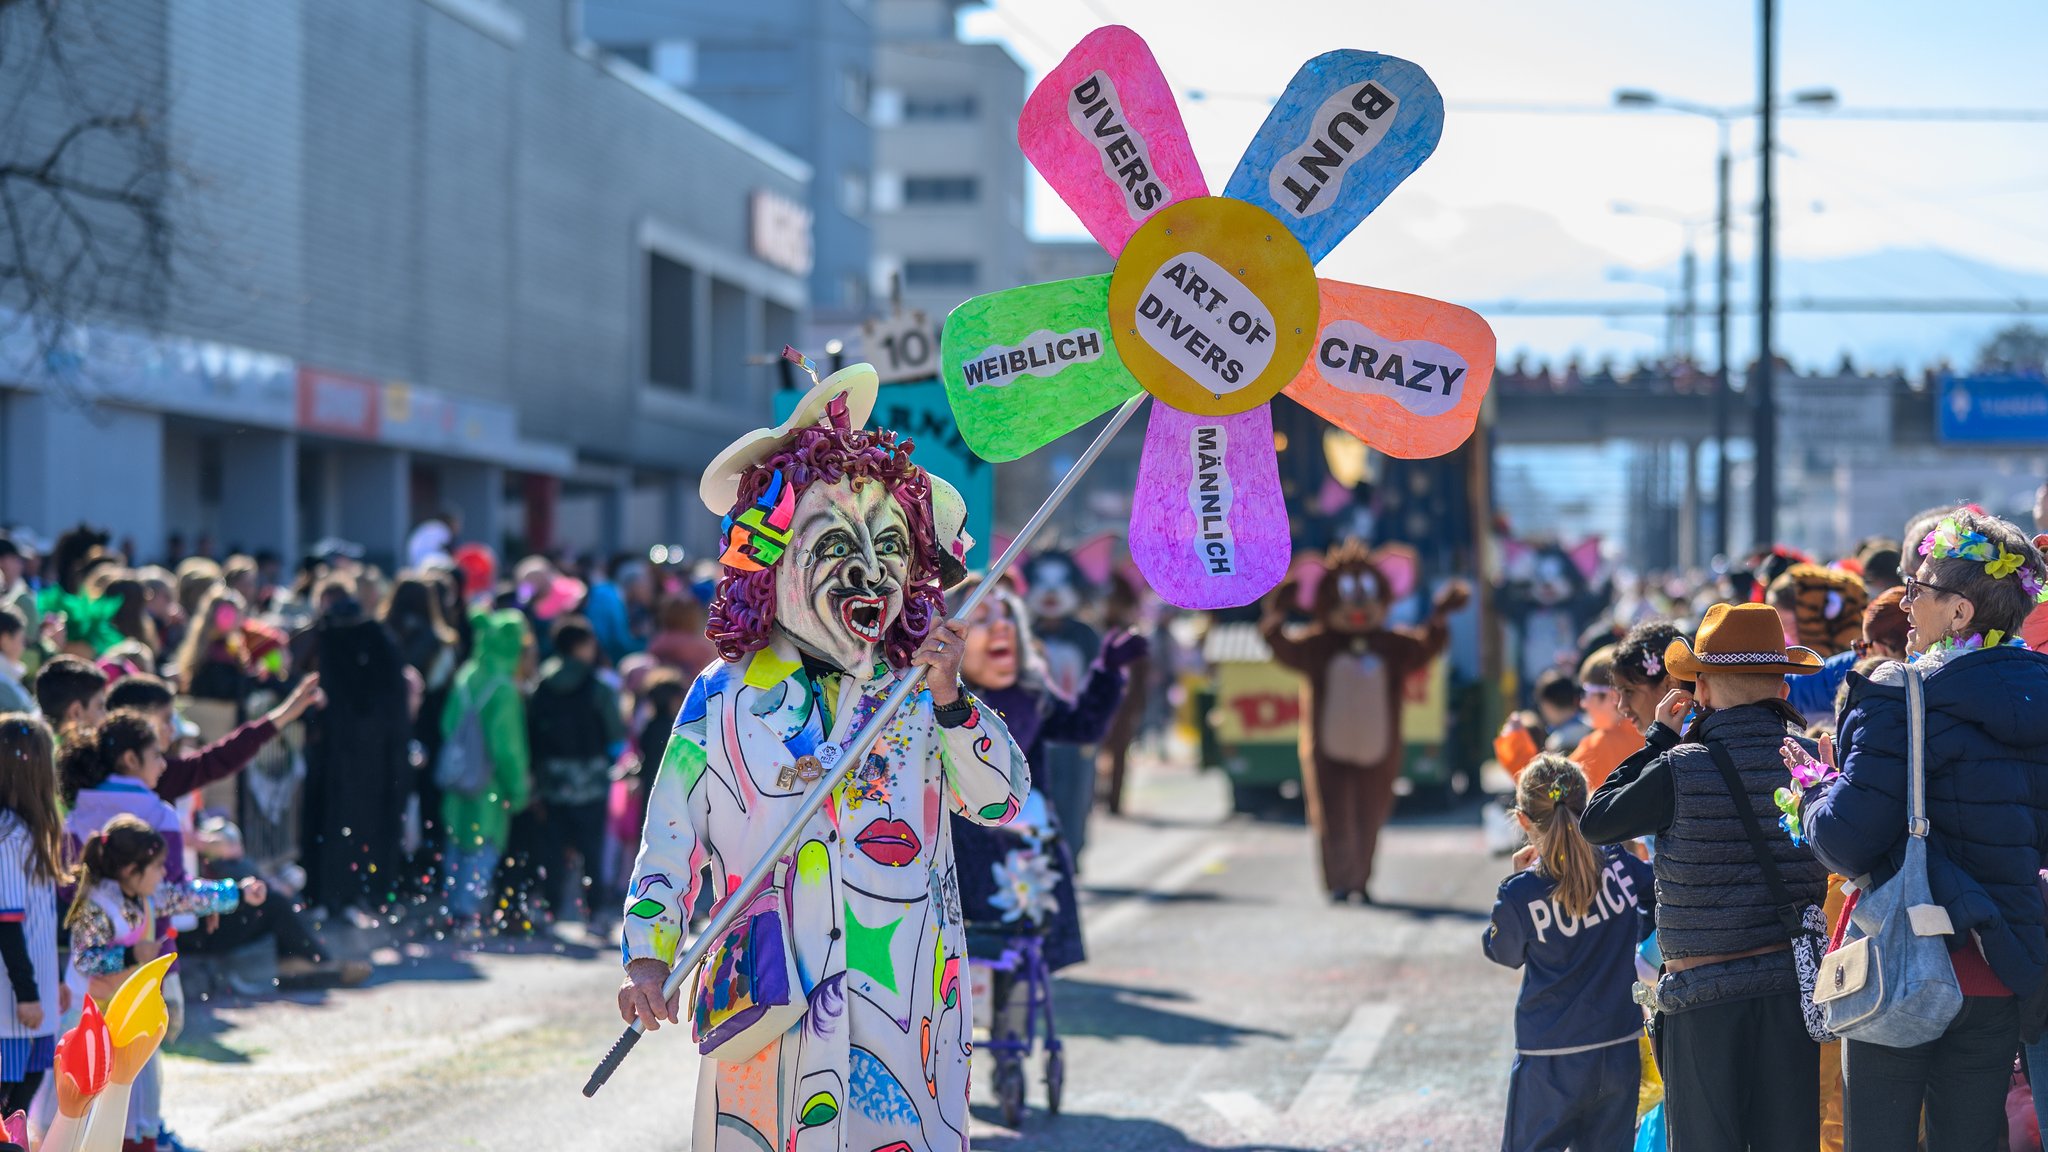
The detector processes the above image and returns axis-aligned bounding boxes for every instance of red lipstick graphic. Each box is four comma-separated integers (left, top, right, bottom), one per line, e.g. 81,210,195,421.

854,818,921,867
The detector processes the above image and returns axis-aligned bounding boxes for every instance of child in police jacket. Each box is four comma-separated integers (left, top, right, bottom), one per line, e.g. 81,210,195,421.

1485,755,1653,1152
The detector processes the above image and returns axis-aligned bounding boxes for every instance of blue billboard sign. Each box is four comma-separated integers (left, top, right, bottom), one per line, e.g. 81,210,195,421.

774,377,994,572
1938,372,2048,444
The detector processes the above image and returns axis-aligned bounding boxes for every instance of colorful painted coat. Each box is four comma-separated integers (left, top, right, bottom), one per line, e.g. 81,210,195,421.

622,634,1029,1152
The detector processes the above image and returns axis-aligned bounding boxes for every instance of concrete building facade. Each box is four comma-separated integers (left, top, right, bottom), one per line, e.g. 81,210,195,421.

0,0,811,568
582,0,874,340
869,0,1032,326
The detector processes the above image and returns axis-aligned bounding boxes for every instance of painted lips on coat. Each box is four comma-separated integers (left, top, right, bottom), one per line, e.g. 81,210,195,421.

854,818,922,867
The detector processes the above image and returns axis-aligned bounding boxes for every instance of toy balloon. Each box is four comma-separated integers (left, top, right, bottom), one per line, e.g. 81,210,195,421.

81,954,175,1152
101,953,173,1048
41,997,113,1152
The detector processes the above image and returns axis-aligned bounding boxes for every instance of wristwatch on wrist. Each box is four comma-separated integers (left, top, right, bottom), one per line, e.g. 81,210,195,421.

932,688,974,728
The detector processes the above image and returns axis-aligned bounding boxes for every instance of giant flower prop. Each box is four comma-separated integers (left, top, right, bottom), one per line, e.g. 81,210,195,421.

941,28,1495,608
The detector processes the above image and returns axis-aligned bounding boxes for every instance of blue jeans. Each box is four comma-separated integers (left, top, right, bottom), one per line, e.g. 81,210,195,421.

2027,1034,2048,1144
447,841,501,919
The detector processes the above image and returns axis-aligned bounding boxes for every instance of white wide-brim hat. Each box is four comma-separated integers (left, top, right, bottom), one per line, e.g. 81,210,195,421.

699,363,880,515
930,474,973,588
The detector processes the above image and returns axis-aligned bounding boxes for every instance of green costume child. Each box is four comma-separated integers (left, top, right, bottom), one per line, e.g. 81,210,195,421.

441,610,531,925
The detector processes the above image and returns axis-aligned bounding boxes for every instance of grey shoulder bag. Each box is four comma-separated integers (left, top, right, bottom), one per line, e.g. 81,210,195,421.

1811,665,1965,1047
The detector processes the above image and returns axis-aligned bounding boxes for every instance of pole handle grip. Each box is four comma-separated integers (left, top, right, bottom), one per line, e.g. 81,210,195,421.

583,1025,644,1098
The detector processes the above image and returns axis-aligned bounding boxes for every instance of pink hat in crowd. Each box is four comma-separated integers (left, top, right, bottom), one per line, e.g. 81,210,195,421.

534,574,588,621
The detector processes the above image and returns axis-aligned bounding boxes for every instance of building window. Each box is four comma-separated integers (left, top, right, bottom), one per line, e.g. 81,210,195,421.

903,176,978,205
647,252,695,391
841,274,867,311
839,169,869,218
903,94,977,121
650,39,697,87
902,260,977,289
840,65,871,119
870,172,903,213
606,44,651,70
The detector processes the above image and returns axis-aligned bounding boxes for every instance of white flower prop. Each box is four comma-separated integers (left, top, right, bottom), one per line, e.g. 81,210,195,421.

990,849,1063,925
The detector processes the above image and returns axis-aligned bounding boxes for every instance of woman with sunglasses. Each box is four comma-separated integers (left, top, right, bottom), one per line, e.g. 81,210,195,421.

1799,510,2048,1151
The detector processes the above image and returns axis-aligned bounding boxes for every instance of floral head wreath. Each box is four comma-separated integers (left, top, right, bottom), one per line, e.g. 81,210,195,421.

1920,517,2048,605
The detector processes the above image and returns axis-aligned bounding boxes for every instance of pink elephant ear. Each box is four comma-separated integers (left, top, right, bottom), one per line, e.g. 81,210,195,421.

1290,554,1328,612
1567,538,1604,583
1316,475,1352,517
2,1111,22,1147
1069,533,1119,587
1371,544,1421,600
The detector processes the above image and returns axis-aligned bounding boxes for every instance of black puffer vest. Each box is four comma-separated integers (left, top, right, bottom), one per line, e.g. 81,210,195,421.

1655,705,1828,1012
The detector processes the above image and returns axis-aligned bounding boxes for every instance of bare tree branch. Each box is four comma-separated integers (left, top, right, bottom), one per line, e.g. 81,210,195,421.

0,0,176,404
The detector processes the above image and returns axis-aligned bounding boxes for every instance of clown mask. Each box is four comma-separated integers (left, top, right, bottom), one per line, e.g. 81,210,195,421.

1023,554,1084,624
775,477,912,673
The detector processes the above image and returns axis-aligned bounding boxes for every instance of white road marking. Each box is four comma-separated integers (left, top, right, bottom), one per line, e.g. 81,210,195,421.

194,1014,544,1148
1201,1089,1280,1135
1202,1003,1401,1138
1082,824,1206,892
1084,840,1232,940
1287,1002,1399,1117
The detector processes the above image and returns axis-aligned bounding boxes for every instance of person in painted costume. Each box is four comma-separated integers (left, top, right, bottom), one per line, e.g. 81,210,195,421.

616,365,1029,1152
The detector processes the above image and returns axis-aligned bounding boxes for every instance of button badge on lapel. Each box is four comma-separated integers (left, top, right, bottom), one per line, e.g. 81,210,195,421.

776,754,826,790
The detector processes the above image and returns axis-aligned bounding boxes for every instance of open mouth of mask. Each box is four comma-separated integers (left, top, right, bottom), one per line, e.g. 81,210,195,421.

838,593,887,644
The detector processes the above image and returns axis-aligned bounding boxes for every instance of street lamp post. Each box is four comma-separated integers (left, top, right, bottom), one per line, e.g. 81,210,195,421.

1613,81,1834,559
1713,134,1732,559
1615,92,1738,560
1756,0,1778,545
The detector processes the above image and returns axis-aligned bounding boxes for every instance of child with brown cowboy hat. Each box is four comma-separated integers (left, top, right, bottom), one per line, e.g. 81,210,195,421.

1581,602,1828,1150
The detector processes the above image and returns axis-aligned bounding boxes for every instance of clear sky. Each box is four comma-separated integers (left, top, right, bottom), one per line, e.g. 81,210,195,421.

959,0,2048,371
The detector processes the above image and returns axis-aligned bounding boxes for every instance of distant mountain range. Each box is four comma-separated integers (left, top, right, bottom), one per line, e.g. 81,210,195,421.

1320,201,2048,374
1459,246,2048,375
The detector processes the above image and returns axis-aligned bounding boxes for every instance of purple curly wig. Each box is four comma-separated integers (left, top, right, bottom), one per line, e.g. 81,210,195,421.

707,423,941,667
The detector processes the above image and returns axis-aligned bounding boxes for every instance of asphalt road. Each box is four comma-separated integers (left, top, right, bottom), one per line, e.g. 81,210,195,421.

164,762,1520,1151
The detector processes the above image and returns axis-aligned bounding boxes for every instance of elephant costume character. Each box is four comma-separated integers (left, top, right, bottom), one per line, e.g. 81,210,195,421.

1259,540,1467,902
618,364,1029,1152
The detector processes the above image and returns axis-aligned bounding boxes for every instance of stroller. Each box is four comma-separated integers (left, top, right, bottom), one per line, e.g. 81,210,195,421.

960,789,1073,1127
